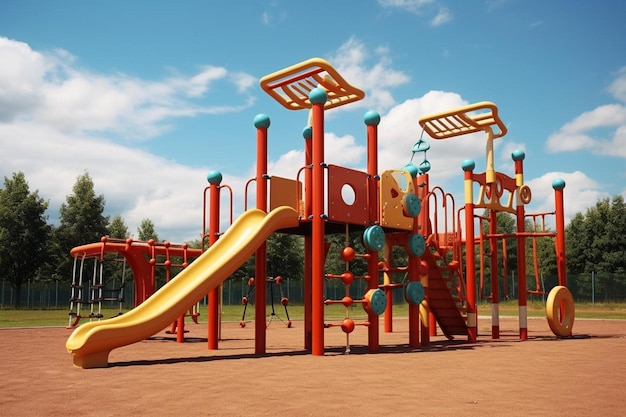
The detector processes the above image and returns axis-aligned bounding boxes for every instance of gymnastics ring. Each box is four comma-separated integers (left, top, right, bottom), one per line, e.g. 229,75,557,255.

546,285,575,337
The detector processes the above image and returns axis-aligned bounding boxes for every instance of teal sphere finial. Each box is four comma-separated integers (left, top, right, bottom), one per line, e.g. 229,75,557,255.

461,159,475,171
511,149,525,161
552,178,566,190
206,170,223,185
364,110,381,126
302,126,312,140
253,114,271,129
309,87,327,104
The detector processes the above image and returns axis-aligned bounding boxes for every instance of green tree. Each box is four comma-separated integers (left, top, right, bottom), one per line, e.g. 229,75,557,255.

0,172,51,307
52,172,109,281
267,233,304,280
108,215,129,239
566,196,626,300
137,218,158,241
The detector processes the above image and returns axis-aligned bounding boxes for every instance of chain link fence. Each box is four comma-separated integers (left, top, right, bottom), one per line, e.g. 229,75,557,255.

2,273,624,310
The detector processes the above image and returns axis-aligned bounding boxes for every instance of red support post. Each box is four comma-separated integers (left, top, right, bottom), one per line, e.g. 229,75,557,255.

365,111,380,353
553,179,567,287
489,209,500,339
207,176,221,349
254,114,270,354
462,160,477,342
513,150,528,340
417,173,430,346
303,125,313,351
310,89,326,356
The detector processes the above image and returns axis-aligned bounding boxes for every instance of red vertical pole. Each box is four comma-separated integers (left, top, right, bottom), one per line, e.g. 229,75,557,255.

489,209,499,338
365,110,380,353
417,174,430,346
254,114,270,354
512,150,527,340
552,179,567,287
310,89,326,356
462,160,477,342
207,172,221,349
408,172,421,348
303,125,313,350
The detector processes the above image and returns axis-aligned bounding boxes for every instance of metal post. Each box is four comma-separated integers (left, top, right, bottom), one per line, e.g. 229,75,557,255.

592,271,595,306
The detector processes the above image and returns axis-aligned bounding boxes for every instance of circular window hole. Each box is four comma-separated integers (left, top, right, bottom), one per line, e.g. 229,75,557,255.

341,184,356,206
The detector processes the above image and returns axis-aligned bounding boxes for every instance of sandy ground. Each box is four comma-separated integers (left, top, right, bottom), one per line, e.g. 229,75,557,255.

1,316,625,416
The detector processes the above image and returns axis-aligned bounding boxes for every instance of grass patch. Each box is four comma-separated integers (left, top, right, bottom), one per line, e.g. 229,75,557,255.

1,301,625,328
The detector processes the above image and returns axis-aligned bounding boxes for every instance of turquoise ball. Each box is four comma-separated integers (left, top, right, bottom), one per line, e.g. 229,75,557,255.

511,149,526,161
206,170,223,185
302,126,312,140
309,87,327,104
253,114,270,129
461,159,475,171
552,178,566,190
364,110,381,126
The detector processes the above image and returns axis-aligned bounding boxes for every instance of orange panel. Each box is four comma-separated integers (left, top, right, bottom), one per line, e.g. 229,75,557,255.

379,170,415,231
269,176,302,213
327,164,369,226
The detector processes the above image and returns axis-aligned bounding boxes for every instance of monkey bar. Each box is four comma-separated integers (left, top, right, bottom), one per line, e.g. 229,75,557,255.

259,57,365,111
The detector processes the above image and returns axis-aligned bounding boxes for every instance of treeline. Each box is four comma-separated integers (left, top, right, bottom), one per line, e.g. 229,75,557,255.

0,171,311,308
0,171,175,307
1,170,625,308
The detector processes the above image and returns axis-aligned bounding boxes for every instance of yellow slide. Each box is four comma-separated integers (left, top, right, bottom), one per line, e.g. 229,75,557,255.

66,206,299,369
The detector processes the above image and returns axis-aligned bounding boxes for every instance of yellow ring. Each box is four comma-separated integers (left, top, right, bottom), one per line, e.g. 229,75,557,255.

546,286,575,337
519,185,532,204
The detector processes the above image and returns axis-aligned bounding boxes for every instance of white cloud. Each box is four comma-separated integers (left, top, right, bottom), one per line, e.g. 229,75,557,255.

378,0,434,14
431,6,452,26
377,0,452,26
546,104,626,157
261,11,270,25
525,171,609,225
1,34,615,248
328,38,411,112
546,69,626,158
0,122,209,242
269,132,366,179
0,36,261,242
378,90,484,180
608,66,626,102
0,36,255,140
0,37,47,121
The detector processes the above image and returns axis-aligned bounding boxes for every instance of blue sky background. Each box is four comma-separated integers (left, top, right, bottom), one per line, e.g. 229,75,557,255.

1,0,625,242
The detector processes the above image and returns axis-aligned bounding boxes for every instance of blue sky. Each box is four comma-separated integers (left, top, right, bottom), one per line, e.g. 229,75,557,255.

1,0,625,243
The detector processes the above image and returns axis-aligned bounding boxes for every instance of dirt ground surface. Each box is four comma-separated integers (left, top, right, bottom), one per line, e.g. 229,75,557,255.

1,316,625,416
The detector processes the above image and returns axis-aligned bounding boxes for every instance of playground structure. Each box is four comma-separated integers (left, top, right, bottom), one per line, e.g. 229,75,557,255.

66,58,575,368
67,237,203,339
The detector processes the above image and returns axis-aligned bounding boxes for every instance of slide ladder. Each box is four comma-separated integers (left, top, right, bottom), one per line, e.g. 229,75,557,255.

422,236,468,339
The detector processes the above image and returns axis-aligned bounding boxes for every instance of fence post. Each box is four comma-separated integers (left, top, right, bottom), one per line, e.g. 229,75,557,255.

592,271,595,306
